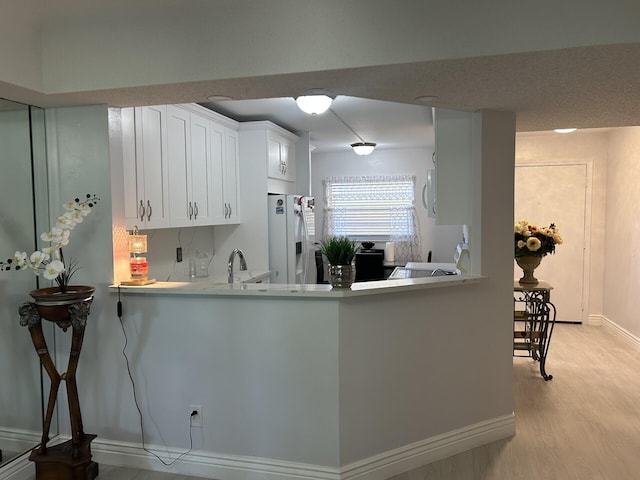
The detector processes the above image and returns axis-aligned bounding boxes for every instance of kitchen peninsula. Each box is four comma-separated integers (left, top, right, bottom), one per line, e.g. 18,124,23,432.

110,274,514,480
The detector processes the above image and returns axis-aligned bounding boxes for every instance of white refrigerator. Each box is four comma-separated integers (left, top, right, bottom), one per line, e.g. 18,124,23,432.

267,194,315,284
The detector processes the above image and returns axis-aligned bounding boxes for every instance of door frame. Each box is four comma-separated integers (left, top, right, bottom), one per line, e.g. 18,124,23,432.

515,160,593,324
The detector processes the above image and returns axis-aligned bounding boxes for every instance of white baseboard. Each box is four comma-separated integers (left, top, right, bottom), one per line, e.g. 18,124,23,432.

0,453,34,480
85,414,515,480
587,314,604,326
0,428,40,458
601,315,640,350
339,414,515,480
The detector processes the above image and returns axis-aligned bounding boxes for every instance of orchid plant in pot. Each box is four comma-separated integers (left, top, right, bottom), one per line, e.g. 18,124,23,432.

1,194,99,314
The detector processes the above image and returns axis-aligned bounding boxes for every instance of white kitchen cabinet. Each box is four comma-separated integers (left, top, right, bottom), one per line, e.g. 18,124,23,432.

167,106,214,227
223,127,240,222
208,120,240,224
123,105,171,230
432,107,480,226
267,130,296,182
124,103,240,230
240,121,298,196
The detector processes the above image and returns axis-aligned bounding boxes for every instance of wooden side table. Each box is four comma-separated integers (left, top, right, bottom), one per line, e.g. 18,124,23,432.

19,297,98,480
513,280,557,381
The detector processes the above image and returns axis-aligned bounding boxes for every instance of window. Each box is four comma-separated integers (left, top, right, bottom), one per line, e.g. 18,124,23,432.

323,175,416,239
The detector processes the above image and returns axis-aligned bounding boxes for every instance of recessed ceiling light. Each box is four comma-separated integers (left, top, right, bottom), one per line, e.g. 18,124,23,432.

415,95,438,103
207,95,233,102
554,128,577,134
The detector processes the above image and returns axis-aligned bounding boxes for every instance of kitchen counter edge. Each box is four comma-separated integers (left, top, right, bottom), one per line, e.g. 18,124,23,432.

109,275,484,299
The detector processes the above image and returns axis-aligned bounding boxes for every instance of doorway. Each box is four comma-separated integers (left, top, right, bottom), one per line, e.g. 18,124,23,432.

515,163,589,323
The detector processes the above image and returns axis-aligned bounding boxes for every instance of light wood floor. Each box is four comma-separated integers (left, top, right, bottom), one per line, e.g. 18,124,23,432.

23,324,640,480
391,323,640,480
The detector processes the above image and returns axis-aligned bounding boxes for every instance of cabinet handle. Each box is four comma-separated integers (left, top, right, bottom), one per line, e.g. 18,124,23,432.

139,200,145,222
194,202,198,220
188,201,193,219
228,203,232,217
224,202,228,218
147,200,152,220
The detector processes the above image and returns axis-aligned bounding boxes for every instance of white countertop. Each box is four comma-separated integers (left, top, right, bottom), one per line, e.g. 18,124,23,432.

110,273,482,299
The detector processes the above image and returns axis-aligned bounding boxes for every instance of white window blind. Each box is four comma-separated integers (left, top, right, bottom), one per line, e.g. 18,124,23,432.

323,175,416,238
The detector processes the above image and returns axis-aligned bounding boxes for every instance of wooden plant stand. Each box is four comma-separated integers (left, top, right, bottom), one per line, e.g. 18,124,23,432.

19,296,98,480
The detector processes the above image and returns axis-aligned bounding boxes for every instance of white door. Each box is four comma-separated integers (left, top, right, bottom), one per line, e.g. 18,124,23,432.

515,164,587,323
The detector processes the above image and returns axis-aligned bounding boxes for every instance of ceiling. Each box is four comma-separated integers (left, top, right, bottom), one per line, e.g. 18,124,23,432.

5,43,640,153
202,95,435,154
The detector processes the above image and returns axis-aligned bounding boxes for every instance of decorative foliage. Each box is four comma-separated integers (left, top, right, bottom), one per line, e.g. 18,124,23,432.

514,219,563,258
1,194,99,292
319,236,358,265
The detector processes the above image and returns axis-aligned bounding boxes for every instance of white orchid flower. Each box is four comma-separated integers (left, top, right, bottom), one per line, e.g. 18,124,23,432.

41,227,63,243
43,259,65,280
56,214,76,230
64,200,79,212
78,204,92,216
41,245,58,254
12,251,28,269
69,210,84,223
59,229,71,246
30,251,50,267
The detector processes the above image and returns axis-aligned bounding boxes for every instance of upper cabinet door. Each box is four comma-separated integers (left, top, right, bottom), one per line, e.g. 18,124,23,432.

267,133,296,182
224,127,240,223
133,105,171,229
267,136,282,179
167,105,192,228
209,120,226,224
189,112,213,226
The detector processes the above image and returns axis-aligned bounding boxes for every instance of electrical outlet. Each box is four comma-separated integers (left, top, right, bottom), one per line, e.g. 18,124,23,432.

189,404,202,428
176,247,183,263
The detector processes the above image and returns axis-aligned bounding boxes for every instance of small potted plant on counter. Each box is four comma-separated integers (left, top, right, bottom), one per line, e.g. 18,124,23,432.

319,236,358,288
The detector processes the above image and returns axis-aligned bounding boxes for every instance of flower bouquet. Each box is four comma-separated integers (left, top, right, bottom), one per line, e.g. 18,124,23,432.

514,219,562,285
514,219,562,258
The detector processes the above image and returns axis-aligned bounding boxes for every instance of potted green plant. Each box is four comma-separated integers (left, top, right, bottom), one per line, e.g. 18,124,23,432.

319,236,358,288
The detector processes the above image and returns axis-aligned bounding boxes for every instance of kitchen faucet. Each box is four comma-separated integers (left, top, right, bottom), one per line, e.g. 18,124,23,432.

227,248,248,283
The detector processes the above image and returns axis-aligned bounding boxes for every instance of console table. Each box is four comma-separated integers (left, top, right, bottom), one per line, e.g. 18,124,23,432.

513,280,557,380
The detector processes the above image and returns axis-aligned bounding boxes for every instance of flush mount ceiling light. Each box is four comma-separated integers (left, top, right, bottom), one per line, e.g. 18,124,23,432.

207,95,233,102
350,142,377,156
554,128,577,134
414,95,438,103
295,90,333,115
329,107,377,155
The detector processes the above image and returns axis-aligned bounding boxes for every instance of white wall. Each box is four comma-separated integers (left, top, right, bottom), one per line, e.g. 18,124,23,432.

25,1,640,95
603,127,640,338
311,148,463,263
0,0,43,92
42,105,115,441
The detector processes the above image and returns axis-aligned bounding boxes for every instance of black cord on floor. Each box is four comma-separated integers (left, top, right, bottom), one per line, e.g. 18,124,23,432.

117,286,194,466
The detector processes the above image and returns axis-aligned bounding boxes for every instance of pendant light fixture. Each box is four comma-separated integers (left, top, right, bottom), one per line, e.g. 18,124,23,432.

295,89,333,115
330,108,377,155
350,142,377,156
